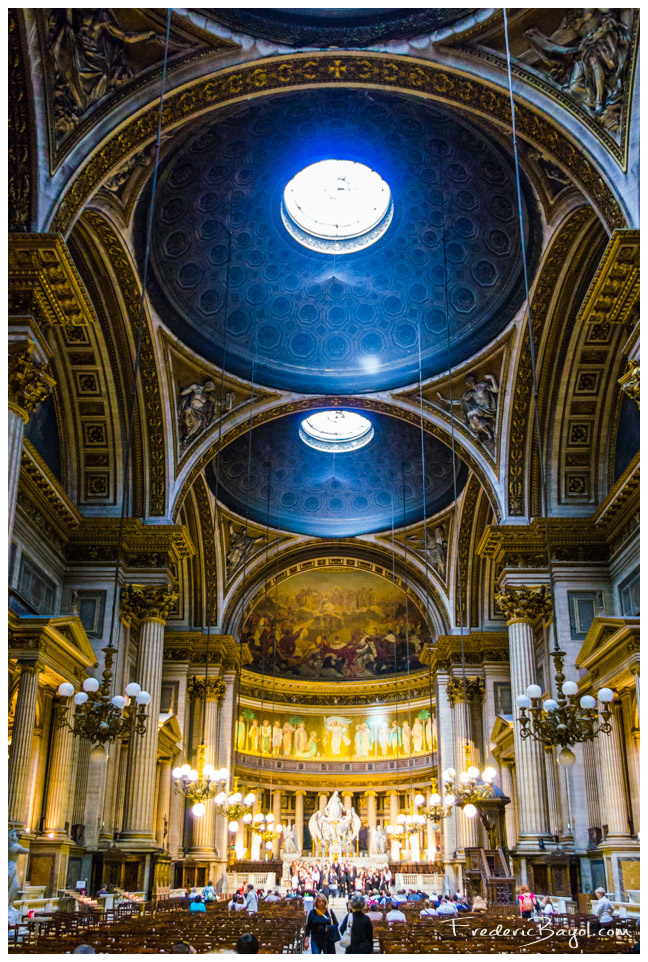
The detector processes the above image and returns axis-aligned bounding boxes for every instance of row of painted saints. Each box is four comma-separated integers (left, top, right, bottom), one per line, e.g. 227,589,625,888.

237,712,436,760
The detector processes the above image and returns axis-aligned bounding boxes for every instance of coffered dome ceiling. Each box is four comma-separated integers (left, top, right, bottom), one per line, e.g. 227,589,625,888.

145,88,538,394
207,409,467,537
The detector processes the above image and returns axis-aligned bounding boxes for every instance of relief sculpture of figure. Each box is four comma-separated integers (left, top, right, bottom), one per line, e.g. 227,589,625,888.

437,374,499,444
526,10,631,129
282,825,300,856
370,825,388,856
48,10,167,134
9,829,29,923
178,380,218,446
226,523,265,580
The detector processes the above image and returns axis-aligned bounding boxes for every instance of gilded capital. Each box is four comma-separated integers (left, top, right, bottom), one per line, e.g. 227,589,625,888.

495,584,552,625
446,675,484,707
9,343,55,418
619,358,639,409
120,584,177,624
188,675,226,704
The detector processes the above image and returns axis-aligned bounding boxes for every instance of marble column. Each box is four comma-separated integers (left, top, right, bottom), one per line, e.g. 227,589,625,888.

343,792,353,812
496,586,551,851
426,796,436,862
8,663,41,827
120,586,176,846
250,794,261,860
190,676,223,857
448,677,480,851
43,699,75,837
598,703,631,839
295,791,306,854
155,759,172,848
318,792,327,813
620,688,640,833
500,763,518,850
8,340,54,544
436,671,457,882
216,670,236,865
388,790,400,861
365,791,377,834
100,616,130,844
272,789,282,858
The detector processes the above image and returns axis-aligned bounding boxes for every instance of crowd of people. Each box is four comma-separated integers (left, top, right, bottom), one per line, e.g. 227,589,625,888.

289,860,392,897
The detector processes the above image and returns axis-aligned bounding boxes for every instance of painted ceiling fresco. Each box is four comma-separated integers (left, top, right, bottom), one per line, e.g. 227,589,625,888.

241,567,431,680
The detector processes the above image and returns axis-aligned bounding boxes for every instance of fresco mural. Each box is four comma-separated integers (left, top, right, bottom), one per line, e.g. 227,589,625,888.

236,707,437,762
241,568,431,680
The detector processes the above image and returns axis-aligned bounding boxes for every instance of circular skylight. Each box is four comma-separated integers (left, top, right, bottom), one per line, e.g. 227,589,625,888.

282,160,393,254
299,410,374,452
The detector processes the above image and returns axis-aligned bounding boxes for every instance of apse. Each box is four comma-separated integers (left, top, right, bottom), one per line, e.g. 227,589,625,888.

143,87,538,394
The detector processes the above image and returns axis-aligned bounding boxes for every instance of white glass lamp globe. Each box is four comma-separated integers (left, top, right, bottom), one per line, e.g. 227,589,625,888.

215,792,226,804
231,792,242,804
218,767,229,781
464,804,478,819
397,813,405,823
562,681,579,696
386,825,393,834
228,821,239,833
414,794,425,807
445,794,456,807
172,767,183,779
244,792,255,805
526,684,542,699
482,767,497,782
265,841,273,851
243,813,252,824
580,695,596,709
516,695,531,709
557,748,576,767
135,691,150,705
181,764,191,776
83,677,100,693
277,825,284,834
125,682,141,697
111,695,126,710
203,764,215,779
597,688,614,703
543,699,558,712
74,692,89,706
192,803,205,817
189,770,199,782
430,793,441,806
459,772,470,784
444,768,456,780
253,812,264,822
58,682,74,698
467,766,480,779
266,813,274,823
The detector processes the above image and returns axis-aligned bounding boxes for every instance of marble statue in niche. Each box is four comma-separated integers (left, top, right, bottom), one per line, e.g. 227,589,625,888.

8,829,29,923
438,373,499,445
526,9,631,132
406,525,448,580
226,522,265,580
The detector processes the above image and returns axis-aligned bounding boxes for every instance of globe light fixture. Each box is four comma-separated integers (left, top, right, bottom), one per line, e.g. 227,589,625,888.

56,648,149,746
443,761,498,811
173,745,228,810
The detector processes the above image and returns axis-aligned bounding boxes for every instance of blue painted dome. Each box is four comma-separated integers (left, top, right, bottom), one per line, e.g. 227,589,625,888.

208,409,468,537
146,88,536,394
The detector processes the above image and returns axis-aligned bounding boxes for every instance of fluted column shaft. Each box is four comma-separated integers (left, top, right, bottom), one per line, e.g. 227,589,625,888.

8,407,26,545
388,790,400,861
272,789,282,857
156,759,172,847
507,618,550,846
44,700,75,836
295,791,306,853
72,739,92,830
191,682,221,856
500,763,517,849
452,696,478,850
599,705,630,839
121,617,166,842
365,792,377,832
9,664,41,827
216,671,236,863
426,797,436,861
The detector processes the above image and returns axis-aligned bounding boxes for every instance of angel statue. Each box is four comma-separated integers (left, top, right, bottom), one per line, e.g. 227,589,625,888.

9,829,29,923
282,825,300,856
437,374,499,444
370,825,388,856
178,380,217,445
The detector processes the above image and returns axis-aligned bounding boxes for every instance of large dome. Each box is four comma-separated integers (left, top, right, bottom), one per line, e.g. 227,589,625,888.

145,88,537,394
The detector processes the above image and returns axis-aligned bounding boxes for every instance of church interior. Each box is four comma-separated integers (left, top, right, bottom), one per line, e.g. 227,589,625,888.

8,6,640,954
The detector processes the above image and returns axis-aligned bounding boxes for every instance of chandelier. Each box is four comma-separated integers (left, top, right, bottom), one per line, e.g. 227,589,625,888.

442,763,498,819
386,806,427,844
172,744,229,816
417,782,454,830
515,648,614,765
214,777,256,820
57,647,150,745
251,812,284,853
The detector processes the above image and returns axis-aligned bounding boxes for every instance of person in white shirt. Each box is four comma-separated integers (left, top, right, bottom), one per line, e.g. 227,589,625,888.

436,898,458,916
420,900,437,918
228,895,246,912
540,897,554,916
244,884,259,913
386,901,407,922
593,888,615,925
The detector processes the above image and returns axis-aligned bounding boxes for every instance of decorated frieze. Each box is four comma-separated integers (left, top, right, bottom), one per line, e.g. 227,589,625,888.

66,518,194,567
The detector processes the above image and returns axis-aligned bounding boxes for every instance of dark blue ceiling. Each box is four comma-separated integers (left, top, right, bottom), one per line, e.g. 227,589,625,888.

208,409,468,537
146,88,537,394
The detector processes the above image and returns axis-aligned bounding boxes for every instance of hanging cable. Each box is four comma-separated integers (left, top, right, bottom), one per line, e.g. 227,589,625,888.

503,7,560,651
105,10,171,655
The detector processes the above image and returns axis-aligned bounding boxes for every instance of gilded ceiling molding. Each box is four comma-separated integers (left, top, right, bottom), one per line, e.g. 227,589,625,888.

8,10,34,232
8,234,99,330
48,53,625,236
172,394,502,526
478,518,609,568
506,206,596,516
237,666,434,709
20,439,80,537
593,452,639,557
66,517,193,568
425,632,509,673
78,209,167,516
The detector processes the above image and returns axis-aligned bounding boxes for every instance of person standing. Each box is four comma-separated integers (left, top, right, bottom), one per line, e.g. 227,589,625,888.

340,894,374,954
517,884,538,920
593,888,615,927
304,895,340,955
244,884,259,913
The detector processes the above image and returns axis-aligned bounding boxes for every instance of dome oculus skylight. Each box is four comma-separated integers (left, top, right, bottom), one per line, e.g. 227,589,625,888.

282,160,393,254
299,410,374,452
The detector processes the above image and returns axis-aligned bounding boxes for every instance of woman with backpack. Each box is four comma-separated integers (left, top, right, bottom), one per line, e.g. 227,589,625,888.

339,894,374,954
518,884,539,919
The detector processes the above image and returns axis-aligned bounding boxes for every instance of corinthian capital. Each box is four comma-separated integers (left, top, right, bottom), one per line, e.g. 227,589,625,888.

188,676,226,704
9,343,55,418
619,358,639,409
446,675,484,707
120,584,177,624
495,584,552,625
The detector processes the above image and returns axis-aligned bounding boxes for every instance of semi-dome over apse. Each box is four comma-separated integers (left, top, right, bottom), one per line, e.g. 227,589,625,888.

208,409,468,538
144,88,538,394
